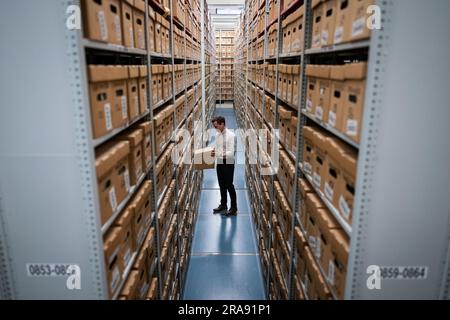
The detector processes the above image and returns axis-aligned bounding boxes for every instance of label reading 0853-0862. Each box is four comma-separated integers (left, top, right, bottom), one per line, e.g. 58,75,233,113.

27,264,74,277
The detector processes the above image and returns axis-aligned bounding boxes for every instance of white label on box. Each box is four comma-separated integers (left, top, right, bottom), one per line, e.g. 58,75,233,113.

347,119,358,136
328,111,336,127
339,195,351,220
306,99,313,113
328,260,335,285
124,169,130,192
304,162,312,175
108,187,118,211
322,30,329,45
111,267,121,293
313,172,321,188
123,248,132,267
114,16,122,42
352,17,365,37
334,26,343,44
315,106,324,120
97,11,108,41
138,30,145,48
104,103,113,130
129,27,134,47
324,183,334,202
121,96,128,119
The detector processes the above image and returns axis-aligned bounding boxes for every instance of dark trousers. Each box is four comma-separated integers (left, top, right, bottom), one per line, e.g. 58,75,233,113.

216,163,237,209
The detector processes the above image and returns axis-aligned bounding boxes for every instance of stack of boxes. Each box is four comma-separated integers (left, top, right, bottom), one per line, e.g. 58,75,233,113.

158,180,176,244
236,0,373,300
173,27,185,58
268,24,278,57
151,64,176,106
154,142,174,202
297,125,356,298
274,181,293,246
88,65,148,139
268,0,278,22
311,0,374,49
82,0,146,49
297,180,350,299
273,220,291,291
174,96,185,128
117,226,156,300
103,179,153,298
277,64,301,107
306,62,367,143
82,0,210,301
82,0,184,56
174,65,183,94
153,105,174,156
95,141,130,226
278,106,298,156
216,30,235,101
138,121,153,172
160,214,177,289
282,5,305,55
268,65,276,95
277,147,296,207
270,248,289,300
264,95,276,127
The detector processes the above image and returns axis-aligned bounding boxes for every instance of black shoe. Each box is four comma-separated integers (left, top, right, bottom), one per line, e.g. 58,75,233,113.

226,208,238,216
213,205,227,213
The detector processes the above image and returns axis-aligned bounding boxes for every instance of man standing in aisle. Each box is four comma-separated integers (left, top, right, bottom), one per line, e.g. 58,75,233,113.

211,116,238,216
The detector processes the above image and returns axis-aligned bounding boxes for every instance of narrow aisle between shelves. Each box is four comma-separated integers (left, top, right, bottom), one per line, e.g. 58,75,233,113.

183,104,266,300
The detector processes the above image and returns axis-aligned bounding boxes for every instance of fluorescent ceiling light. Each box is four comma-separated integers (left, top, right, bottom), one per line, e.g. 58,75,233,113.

217,9,242,15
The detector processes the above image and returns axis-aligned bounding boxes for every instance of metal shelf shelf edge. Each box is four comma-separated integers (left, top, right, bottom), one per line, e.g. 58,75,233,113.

305,40,370,55
301,110,359,149
93,111,150,148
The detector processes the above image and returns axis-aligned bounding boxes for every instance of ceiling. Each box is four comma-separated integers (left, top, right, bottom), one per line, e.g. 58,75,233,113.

207,0,244,30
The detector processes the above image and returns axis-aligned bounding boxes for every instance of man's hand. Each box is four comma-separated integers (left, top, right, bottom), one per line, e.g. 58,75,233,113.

211,149,215,157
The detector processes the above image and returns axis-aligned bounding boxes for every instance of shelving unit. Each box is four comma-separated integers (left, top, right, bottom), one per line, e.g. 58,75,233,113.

1,0,450,302
0,0,215,300
234,0,450,300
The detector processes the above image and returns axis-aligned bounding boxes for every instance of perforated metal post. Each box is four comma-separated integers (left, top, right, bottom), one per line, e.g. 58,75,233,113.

144,0,164,300
286,0,312,300
0,188,14,299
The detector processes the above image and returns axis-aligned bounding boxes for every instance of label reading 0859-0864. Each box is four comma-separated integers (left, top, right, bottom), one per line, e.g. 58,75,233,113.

380,266,428,280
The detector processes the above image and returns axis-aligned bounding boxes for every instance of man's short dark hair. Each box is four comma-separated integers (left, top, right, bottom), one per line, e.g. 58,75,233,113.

212,116,226,125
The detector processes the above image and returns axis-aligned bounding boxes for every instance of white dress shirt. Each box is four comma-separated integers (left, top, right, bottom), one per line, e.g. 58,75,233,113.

215,128,237,164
